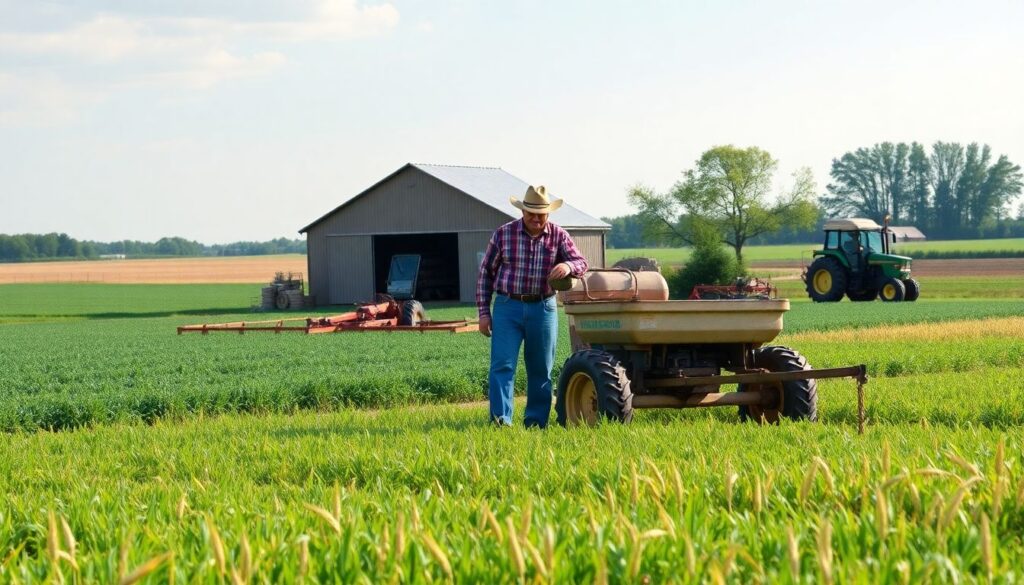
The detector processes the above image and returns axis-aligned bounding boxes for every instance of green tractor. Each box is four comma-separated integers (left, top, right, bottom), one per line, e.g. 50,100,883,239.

804,218,919,302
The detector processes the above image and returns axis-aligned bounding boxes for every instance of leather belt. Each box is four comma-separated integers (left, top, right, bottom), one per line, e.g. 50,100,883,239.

501,292,555,303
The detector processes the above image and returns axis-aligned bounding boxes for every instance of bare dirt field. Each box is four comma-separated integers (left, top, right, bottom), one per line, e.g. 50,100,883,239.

751,257,1024,278
0,255,307,284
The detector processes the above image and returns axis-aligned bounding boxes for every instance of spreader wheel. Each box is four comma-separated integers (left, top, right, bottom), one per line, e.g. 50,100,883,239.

902,278,920,302
399,300,426,326
805,257,846,302
738,345,818,423
556,350,632,427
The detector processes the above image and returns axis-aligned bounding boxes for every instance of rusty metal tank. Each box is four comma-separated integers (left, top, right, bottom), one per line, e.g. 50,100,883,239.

558,269,670,303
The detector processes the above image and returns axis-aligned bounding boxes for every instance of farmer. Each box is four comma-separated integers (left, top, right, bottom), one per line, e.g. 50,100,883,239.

476,185,588,427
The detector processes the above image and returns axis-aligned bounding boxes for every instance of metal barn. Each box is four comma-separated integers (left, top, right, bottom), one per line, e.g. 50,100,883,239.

300,163,610,306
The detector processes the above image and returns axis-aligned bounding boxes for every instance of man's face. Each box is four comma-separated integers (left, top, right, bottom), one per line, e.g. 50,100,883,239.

522,210,549,234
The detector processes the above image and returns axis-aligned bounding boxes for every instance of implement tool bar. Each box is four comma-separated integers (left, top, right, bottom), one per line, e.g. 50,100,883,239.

642,365,869,434
643,365,867,388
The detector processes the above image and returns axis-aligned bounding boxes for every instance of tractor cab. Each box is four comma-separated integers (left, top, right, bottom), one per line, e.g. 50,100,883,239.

805,218,919,302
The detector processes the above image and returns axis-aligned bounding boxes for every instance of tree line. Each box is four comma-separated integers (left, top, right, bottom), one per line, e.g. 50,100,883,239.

0,233,305,262
823,141,1023,239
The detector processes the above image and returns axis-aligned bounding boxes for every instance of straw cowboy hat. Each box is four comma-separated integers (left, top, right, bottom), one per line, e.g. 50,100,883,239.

510,185,564,214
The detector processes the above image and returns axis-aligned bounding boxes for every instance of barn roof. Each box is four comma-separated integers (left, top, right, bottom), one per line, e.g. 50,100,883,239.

300,163,610,233
889,226,927,241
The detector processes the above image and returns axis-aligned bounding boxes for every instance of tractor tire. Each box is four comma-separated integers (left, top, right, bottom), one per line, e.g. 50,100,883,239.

399,300,426,326
879,278,906,302
847,289,878,302
738,345,818,423
556,350,632,427
805,257,847,302
902,278,920,302
274,291,290,310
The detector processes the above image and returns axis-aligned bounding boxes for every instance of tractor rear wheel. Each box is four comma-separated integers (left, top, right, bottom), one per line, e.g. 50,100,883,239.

847,289,878,302
879,278,906,302
902,278,920,302
805,257,847,302
738,345,818,423
399,300,426,326
556,350,632,427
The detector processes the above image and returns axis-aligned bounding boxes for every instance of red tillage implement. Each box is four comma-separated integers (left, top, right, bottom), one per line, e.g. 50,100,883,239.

688,277,777,300
176,297,478,335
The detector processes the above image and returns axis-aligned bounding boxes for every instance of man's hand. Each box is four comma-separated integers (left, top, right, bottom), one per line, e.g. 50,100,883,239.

547,262,571,281
479,316,492,337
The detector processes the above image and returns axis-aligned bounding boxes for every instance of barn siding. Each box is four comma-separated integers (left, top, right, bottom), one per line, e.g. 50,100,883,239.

325,236,374,304
568,230,606,269
458,231,493,303
305,227,329,305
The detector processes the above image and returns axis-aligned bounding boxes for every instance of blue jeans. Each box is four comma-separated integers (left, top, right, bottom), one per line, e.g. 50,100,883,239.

489,294,559,428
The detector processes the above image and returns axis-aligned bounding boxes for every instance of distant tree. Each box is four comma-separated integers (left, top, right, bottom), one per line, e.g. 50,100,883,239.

823,142,911,223
629,145,819,264
601,214,656,248
907,142,931,227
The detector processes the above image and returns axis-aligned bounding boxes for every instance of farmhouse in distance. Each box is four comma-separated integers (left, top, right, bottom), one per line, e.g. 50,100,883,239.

300,163,610,306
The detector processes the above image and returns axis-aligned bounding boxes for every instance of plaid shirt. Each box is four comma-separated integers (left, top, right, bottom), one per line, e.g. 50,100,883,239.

476,219,588,319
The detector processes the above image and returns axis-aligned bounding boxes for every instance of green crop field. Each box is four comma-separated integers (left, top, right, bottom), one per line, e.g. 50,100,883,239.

2,275,1024,581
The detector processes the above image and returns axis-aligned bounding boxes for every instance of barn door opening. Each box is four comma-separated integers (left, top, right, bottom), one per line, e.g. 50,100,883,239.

372,233,460,301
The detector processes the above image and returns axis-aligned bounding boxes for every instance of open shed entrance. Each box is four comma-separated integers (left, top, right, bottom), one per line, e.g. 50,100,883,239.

373,233,460,301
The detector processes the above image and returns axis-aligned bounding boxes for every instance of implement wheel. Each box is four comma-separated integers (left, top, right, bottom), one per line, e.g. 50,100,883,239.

739,346,818,423
399,300,426,326
879,278,906,302
556,350,632,427
805,257,847,302
274,291,290,310
902,278,920,302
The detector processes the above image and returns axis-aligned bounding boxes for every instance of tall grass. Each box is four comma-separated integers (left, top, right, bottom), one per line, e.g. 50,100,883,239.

0,406,1020,581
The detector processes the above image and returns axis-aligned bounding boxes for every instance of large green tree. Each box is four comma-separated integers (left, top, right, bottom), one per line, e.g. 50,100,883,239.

628,145,819,265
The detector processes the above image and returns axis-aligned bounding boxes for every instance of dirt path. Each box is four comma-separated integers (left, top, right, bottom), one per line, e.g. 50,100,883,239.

0,255,308,284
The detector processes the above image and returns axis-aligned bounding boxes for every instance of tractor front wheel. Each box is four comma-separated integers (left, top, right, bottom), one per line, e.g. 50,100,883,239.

738,345,818,423
556,350,632,427
879,278,906,302
902,278,920,302
805,257,847,302
399,300,426,326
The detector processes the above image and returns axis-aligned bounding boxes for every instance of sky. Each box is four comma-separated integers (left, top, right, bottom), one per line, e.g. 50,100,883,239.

2,0,1022,244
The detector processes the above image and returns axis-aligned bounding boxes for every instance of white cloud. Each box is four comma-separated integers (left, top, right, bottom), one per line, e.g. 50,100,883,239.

0,1,399,122
0,73,102,127
138,49,288,90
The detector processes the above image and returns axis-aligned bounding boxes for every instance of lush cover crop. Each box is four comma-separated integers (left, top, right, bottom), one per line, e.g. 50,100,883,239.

1,283,1023,431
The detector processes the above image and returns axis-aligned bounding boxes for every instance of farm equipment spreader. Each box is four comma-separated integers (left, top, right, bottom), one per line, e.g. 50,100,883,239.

557,270,868,431
177,295,478,335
